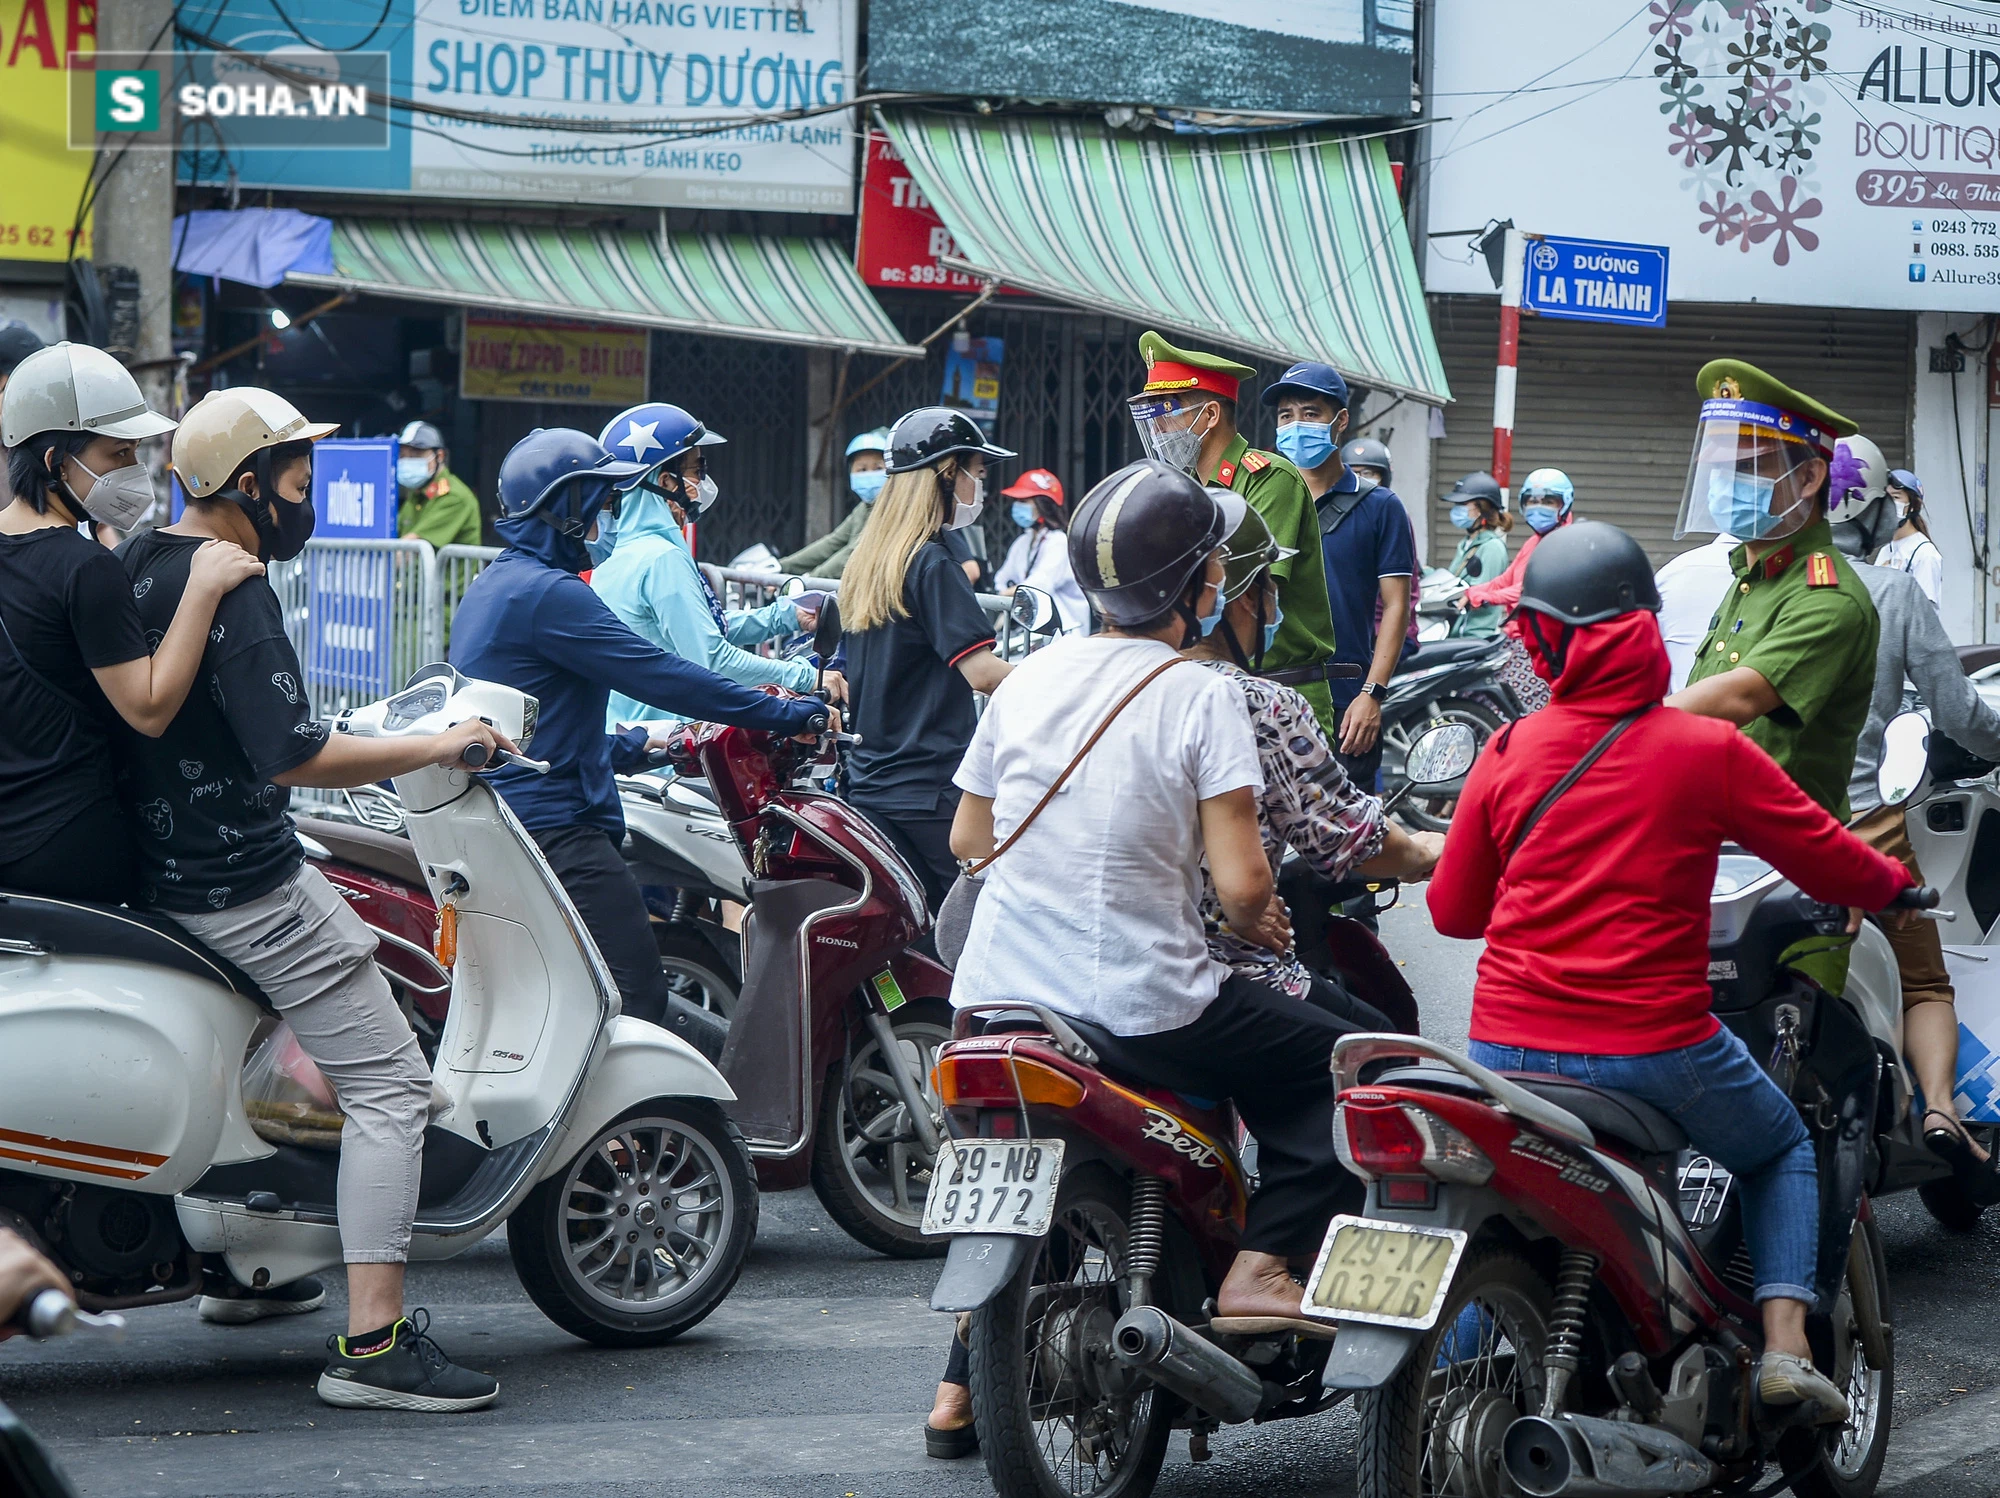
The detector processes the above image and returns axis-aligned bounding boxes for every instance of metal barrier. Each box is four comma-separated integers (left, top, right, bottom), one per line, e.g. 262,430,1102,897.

437,544,501,641
273,537,439,721
700,563,1054,663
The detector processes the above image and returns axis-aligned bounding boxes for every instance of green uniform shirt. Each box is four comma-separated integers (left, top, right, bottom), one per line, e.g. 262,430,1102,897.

397,466,483,550
1683,517,1878,816
1206,433,1341,734
779,502,871,578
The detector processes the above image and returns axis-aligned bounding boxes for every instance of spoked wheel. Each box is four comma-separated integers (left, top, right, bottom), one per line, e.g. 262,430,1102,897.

1380,698,1506,833
1355,1244,1551,1498
508,1100,756,1347
969,1166,1175,1498
1785,1214,1894,1498
654,925,740,1023
810,999,951,1257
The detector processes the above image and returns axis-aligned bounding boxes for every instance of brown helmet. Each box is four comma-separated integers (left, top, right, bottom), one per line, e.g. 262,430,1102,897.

172,388,337,499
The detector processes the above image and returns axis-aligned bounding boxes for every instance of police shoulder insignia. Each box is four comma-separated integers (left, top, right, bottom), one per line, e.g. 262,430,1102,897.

1242,450,1270,473
1215,460,1238,486
1806,553,1838,588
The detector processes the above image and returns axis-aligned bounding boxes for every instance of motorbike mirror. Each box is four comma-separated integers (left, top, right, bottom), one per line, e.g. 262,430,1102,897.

1010,585,1060,636
778,574,807,597
1877,710,1930,809
1405,721,1478,789
812,596,842,663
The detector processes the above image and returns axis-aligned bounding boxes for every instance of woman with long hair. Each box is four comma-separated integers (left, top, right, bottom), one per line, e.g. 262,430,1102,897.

1879,468,1942,608
994,467,1089,632
839,407,1015,908
1441,472,1512,639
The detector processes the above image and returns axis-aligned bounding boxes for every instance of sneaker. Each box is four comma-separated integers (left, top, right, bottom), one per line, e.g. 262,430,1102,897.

1757,1350,1850,1425
199,1275,327,1324
316,1309,499,1412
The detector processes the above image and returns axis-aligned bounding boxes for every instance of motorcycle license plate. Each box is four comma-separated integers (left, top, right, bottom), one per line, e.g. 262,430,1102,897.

1300,1216,1468,1330
921,1139,1065,1237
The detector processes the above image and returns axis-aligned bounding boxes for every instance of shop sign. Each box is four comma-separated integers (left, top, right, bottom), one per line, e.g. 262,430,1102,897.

460,314,649,407
857,132,985,292
301,440,399,698
1,0,94,261
312,439,397,540
940,336,1002,433
1427,0,2000,312
1522,236,1669,329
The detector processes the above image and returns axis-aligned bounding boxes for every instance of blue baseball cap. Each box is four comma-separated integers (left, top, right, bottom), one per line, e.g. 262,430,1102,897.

1261,360,1350,410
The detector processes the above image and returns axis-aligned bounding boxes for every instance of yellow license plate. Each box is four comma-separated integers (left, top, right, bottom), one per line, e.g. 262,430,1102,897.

1300,1215,1468,1330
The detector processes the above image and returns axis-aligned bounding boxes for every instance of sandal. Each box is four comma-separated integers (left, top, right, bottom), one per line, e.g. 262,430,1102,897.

924,1421,978,1459
1924,1109,2000,1204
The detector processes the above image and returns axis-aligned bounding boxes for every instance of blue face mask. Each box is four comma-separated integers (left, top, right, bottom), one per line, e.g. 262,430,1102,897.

1261,597,1284,656
1706,468,1780,540
396,456,433,490
1010,500,1037,530
1449,503,1476,531
850,469,886,504
1274,420,1336,471
1522,503,1562,535
1196,583,1225,637
584,504,619,567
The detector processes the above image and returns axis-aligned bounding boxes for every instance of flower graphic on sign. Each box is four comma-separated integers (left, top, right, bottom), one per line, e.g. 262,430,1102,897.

1661,0,1826,267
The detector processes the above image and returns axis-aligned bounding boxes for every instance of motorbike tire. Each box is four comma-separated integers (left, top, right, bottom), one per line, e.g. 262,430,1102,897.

654,924,740,1024
1355,1242,1553,1498
969,1164,1177,1498
809,999,952,1259
507,1099,757,1348
1918,1176,1987,1233
1782,1213,1893,1498
1380,696,1507,834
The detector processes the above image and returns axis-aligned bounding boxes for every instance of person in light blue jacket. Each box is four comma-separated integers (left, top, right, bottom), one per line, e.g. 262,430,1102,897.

591,402,837,728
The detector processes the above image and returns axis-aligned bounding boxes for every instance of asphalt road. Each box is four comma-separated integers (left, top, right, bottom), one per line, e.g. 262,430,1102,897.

9,896,2000,1496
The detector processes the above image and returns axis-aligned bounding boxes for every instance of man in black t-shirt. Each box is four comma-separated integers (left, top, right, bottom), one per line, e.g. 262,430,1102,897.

120,388,510,1414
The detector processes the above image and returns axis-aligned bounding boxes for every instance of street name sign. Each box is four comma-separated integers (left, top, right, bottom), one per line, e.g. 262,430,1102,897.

1522,235,1669,328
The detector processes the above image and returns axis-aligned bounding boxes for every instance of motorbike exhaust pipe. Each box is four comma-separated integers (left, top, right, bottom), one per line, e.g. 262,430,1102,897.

1110,1306,1266,1424
1503,1412,1714,1497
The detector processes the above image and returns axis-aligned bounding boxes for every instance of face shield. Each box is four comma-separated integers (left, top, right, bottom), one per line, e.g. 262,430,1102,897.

1674,398,1831,543
1129,395,1213,474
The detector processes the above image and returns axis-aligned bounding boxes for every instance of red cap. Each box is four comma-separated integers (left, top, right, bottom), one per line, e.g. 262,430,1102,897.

1001,468,1064,507
1138,359,1241,402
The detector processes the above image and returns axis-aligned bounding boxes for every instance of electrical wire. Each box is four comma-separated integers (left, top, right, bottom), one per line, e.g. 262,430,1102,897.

266,0,395,53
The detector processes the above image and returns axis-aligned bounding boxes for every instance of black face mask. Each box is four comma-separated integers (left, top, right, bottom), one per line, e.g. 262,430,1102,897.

262,494,317,562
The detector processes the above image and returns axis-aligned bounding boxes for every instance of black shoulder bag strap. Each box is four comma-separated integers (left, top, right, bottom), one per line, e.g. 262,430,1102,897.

1499,705,1652,875
1318,485,1369,539
0,610,91,715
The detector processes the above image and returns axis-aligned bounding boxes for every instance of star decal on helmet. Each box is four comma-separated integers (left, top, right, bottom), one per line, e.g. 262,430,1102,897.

618,420,663,462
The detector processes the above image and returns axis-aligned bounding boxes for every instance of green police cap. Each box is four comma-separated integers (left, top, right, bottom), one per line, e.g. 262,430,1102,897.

1695,359,1858,449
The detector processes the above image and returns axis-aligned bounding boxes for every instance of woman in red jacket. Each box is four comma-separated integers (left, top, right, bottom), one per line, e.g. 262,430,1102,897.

1428,521,1911,1425
1462,468,1576,713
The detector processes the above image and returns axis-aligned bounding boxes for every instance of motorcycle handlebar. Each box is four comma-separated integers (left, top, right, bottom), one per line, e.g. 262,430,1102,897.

1892,885,1941,910
461,742,552,775
7,1288,125,1341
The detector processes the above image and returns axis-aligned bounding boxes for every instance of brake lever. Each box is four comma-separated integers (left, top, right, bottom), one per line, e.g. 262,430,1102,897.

9,1289,125,1341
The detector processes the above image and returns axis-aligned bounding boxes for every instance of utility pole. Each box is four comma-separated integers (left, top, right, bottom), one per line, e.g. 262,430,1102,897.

94,0,177,434
1492,225,1526,502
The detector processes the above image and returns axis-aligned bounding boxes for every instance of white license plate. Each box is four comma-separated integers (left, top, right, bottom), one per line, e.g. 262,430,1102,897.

1300,1215,1469,1330
921,1139,1065,1237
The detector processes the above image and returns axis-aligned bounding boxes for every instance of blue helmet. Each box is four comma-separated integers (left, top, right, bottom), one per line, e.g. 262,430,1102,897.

845,427,891,460
599,402,725,488
1518,467,1575,513
495,428,647,573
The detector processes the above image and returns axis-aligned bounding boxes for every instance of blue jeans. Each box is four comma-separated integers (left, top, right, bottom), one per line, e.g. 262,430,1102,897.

1469,1027,1817,1305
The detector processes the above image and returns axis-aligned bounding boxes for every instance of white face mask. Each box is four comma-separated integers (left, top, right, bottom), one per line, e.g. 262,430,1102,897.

65,454,156,530
947,474,985,531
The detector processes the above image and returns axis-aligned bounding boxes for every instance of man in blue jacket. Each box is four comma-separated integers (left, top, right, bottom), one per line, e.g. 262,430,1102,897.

451,428,828,1057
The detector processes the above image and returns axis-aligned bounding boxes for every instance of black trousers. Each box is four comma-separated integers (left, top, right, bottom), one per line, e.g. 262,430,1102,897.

531,824,725,1062
0,799,138,905
851,798,959,914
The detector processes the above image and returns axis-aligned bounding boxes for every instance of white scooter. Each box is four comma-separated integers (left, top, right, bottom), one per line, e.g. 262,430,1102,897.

0,665,756,1348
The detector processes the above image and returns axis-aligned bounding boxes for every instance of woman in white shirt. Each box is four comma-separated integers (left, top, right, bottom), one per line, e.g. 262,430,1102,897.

993,466,1090,631
1881,468,1943,608
948,459,1361,1334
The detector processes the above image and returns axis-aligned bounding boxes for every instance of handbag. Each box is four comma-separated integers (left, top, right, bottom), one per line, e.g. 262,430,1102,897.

934,655,1187,969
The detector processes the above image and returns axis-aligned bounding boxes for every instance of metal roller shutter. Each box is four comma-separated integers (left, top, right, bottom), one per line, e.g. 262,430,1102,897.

1427,298,1914,565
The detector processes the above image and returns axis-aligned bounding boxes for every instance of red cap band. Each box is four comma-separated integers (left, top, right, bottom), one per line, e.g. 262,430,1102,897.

1141,359,1240,402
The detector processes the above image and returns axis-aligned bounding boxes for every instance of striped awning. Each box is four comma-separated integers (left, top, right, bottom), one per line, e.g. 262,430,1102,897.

884,113,1449,404
286,219,920,359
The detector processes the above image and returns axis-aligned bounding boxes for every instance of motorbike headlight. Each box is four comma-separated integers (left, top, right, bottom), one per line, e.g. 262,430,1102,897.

1712,854,1775,897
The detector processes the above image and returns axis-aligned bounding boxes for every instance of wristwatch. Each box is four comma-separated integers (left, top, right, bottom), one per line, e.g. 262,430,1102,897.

1360,681,1388,701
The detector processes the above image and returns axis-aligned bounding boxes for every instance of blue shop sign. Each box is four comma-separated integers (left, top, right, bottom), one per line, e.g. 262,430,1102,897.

1523,235,1670,329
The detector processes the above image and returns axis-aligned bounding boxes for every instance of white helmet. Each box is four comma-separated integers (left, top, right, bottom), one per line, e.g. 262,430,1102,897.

0,342,176,448
1826,432,1889,523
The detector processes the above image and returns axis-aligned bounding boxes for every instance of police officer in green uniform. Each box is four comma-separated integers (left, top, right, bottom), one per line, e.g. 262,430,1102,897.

1126,331,1346,736
1667,360,1879,818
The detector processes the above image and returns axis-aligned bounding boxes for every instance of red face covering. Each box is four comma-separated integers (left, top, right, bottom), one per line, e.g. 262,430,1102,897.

1506,608,1671,709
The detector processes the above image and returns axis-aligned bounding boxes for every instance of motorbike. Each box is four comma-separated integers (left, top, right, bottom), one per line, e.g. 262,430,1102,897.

922,724,1476,1498
1380,635,1520,832
0,665,759,1347
3,1290,125,1498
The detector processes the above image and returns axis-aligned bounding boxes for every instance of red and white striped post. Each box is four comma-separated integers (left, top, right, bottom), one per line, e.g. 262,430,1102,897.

1492,226,1527,501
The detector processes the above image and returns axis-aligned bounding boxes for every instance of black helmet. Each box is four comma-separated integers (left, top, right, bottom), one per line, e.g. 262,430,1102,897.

1340,437,1392,484
1069,460,1228,626
1216,490,1293,603
1443,470,1505,509
885,406,1015,474
1516,520,1661,626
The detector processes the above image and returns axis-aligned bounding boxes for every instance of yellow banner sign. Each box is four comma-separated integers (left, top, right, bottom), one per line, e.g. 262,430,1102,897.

459,313,649,406
1,4,94,261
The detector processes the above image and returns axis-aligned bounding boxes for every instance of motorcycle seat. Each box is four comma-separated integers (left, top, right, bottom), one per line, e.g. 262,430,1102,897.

295,816,426,888
975,1011,1221,1112
1367,1065,1687,1159
0,890,275,1014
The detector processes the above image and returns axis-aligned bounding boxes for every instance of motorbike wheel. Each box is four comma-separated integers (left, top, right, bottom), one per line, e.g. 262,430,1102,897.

809,999,951,1258
969,1164,1176,1498
507,1099,757,1348
654,925,739,1024
1918,1177,1987,1232
1379,697,1507,834
1355,1243,1552,1498
1785,1214,1894,1498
